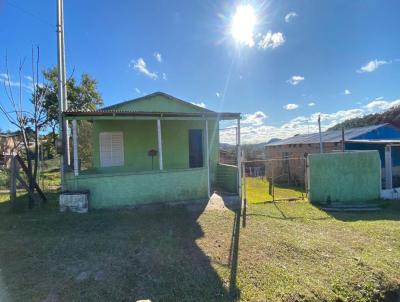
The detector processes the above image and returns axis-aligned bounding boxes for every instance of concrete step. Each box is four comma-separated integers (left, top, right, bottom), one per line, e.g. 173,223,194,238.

321,207,382,212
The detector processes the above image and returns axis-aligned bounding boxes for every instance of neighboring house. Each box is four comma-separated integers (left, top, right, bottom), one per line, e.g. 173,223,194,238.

63,92,241,208
265,124,400,187
0,133,20,168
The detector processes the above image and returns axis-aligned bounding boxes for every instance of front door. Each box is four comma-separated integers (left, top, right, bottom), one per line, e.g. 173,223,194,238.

188,129,204,168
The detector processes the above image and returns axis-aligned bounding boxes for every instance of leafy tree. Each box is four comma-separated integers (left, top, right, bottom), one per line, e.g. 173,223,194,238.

40,67,103,139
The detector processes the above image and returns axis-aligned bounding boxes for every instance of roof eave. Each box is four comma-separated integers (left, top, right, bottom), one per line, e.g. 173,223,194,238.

63,111,240,120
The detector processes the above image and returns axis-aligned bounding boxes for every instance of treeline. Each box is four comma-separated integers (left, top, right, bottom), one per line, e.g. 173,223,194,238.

329,105,400,130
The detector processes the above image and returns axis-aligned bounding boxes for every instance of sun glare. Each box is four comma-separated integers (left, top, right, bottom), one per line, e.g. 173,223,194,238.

231,4,257,47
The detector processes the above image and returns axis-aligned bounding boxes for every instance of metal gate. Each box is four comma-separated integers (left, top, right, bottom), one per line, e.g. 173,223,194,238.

242,157,307,203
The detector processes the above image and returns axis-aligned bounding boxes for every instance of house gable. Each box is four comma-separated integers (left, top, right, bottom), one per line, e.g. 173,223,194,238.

101,92,213,114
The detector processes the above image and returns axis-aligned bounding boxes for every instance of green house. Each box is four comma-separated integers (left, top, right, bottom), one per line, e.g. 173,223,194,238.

63,92,241,208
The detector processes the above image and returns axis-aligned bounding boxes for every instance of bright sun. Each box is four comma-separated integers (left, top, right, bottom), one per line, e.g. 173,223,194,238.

231,4,257,47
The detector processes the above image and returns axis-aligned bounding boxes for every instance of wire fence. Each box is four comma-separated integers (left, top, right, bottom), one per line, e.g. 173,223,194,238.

242,157,307,203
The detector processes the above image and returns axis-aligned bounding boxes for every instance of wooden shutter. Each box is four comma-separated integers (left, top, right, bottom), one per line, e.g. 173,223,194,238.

99,132,124,167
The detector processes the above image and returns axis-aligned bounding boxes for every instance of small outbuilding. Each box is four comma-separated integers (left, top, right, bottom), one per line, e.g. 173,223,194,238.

63,92,241,208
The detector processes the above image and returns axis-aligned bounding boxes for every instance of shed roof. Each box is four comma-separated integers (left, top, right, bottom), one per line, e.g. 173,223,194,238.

266,124,390,146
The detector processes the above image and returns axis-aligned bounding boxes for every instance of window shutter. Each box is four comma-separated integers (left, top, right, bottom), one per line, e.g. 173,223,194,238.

100,132,124,167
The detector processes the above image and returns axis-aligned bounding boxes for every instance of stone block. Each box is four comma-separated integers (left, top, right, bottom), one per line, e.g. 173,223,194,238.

59,192,89,213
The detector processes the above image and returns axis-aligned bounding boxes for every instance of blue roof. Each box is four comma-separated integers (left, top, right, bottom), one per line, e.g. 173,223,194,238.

266,124,391,146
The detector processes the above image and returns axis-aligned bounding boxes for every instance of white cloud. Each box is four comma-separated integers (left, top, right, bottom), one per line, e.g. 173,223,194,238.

357,59,390,73
242,111,267,125
285,12,297,23
135,87,141,94
308,102,316,107
344,89,351,95
162,73,167,80
283,103,299,110
154,52,162,63
130,58,158,79
191,102,206,108
364,98,400,111
258,31,285,49
216,92,221,98
287,75,304,85
0,73,33,91
221,97,400,144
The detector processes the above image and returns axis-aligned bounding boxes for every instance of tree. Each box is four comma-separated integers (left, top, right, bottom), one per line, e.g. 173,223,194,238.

0,47,48,207
40,67,103,141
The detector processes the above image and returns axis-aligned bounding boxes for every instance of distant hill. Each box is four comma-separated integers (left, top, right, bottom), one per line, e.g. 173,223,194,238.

329,105,400,130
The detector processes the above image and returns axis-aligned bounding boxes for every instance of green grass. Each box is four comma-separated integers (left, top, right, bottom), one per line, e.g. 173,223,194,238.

244,176,306,203
0,191,399,301
0,171,9,190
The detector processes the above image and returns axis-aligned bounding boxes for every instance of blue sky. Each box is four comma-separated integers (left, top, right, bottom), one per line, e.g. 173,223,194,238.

0,0,399,143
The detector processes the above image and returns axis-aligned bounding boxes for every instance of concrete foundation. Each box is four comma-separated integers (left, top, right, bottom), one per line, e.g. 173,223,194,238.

60,192,89,213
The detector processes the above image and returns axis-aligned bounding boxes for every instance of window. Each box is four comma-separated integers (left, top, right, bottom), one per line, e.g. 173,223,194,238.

99,132,124,167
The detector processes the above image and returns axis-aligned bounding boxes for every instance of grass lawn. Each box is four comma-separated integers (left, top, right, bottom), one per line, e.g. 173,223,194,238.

244,176,306,203
0,171,9,190
0,190,399,301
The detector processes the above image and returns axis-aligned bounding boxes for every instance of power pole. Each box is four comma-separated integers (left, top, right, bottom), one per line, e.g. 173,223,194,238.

56,0,69,190
318,114,323,153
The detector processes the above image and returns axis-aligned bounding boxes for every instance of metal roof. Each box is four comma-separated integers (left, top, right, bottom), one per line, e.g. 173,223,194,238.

266,124,390,146
101,92,215,113
63,110,240,119
64,92,240,120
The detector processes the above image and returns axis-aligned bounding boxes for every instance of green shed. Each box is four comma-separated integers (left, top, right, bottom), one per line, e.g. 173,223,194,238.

63,92,241,208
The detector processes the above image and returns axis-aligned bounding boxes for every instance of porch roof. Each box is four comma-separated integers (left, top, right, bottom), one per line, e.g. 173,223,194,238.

63,110,240,120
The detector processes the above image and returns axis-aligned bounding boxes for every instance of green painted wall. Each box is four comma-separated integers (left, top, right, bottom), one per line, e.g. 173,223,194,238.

215,164,238,193
108,94,208,113
65,168,208,208
90,119,219,182
308,151,381,204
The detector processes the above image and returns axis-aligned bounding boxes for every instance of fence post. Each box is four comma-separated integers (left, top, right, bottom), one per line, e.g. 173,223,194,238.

242,160,246,228
272,164,275,202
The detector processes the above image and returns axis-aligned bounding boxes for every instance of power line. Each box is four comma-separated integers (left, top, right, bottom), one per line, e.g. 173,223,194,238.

6,0,53,27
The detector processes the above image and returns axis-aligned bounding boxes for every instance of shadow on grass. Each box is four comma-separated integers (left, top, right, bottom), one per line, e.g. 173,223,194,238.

0,193,242,301
313,201,400,222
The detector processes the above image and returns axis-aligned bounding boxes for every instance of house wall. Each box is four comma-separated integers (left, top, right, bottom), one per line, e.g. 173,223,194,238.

90,119,219,183
0,135,19,168
215,164,238,193
65,167,209,208
307,151,381,204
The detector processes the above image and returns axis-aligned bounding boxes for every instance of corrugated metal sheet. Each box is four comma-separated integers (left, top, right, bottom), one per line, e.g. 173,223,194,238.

266,124,389,146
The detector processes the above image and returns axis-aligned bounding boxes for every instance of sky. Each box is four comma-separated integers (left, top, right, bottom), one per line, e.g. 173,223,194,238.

0,0,399,143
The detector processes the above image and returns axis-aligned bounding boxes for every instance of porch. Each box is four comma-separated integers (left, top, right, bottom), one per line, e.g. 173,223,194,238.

63,109,241,208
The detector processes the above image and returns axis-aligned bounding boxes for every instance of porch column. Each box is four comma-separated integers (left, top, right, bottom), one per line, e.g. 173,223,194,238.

385,145,392,189
157,119,164,170
205,119,211,198
237,117,242,198
72,119,79,176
